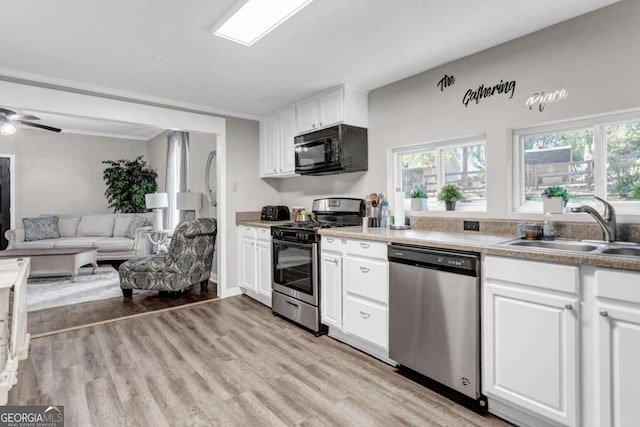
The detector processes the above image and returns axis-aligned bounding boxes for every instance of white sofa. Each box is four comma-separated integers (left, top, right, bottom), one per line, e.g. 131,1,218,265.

5,213,155,261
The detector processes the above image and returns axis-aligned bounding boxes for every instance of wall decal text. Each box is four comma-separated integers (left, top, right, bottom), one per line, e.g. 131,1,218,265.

437,74,455,91
462,80,516,107
526,89,568,112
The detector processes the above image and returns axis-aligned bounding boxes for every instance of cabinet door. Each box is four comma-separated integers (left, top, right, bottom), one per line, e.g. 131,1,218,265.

240,238,256,291
597,303,640,427
279,107,296,174
320,253,342,328
318,88,344,128
260,114,279,176
256,240,272,301
483,281,579,427
295,98,318,134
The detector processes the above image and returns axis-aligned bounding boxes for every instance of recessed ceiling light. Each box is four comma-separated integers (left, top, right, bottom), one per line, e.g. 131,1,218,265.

211,0,314,46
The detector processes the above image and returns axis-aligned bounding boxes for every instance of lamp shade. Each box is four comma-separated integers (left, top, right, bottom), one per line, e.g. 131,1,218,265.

145,192,168,209
177,192,202,210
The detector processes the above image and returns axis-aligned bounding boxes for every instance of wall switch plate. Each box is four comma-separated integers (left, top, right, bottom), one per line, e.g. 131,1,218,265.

464,220,480,232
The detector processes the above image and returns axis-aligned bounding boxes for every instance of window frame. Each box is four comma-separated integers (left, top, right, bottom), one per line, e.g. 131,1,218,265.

393,134,487,212
512,109,640,214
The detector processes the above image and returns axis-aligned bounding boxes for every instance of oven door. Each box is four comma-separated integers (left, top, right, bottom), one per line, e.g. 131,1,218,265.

272,238,318,306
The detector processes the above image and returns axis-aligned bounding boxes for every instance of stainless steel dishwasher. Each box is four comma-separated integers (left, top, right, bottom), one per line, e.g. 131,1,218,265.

388,244,487,410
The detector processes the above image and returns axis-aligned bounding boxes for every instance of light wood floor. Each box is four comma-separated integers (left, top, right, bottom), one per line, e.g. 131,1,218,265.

10,296,511,427
28,282,217,336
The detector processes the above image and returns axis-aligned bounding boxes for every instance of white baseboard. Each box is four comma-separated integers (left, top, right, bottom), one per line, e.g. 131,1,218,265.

218,285,243,299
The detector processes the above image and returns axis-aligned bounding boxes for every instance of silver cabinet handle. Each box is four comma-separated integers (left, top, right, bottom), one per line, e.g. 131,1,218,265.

326,258,338,265
600,310,609,317
360,311,370,319
359,267,370,273
273,168,277,172
565,304,574,310
327,238,334,243
319,122,323,126
360,243,370,249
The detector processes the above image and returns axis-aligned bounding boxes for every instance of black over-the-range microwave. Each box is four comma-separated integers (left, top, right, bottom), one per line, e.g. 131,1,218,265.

294,124,368,175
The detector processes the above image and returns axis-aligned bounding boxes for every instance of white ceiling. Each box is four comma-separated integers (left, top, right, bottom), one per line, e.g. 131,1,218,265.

0,0,620,138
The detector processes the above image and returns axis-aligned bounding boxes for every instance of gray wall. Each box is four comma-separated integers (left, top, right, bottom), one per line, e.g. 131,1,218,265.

273,0,640,221
2,130,146,222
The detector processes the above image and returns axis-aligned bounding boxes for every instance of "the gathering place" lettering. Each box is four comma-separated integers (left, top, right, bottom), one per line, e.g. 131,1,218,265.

462,79,516,107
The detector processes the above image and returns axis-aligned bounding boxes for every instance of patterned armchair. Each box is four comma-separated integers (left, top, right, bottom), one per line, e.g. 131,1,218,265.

119,218,217,297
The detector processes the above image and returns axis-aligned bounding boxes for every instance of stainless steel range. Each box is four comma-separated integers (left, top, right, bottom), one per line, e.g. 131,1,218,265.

271,197,365,335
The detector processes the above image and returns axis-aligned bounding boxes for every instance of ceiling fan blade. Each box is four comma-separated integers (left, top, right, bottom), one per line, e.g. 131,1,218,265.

7,114,40,121
19,121,62,133
0,108,17,116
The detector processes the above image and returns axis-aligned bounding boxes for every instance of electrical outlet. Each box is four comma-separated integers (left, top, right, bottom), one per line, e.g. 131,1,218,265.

464,220,480,232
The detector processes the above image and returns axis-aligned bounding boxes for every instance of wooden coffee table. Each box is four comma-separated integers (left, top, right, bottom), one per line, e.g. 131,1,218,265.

0,248,98,281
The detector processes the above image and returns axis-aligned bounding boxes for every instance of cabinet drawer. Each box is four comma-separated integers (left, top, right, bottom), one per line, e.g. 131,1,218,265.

595,268,640,304
345,239,387,260
321,236,343,253
484,255,579,295
345,256,388,303
344,296,388,349
240,226,257,239
256,227,271,241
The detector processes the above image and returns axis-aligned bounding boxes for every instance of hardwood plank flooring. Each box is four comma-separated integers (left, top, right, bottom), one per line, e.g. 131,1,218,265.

10,296,511,427
28,282,217,337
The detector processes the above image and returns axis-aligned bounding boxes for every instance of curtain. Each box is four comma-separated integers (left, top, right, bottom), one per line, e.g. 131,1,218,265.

165,131,190,231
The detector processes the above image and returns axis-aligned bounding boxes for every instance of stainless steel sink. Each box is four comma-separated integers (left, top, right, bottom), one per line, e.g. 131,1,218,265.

599,247,640,257
500,238,640,258
503,239,598,252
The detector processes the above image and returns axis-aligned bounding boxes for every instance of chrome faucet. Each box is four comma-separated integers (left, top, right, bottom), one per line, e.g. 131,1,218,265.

570,196,617,242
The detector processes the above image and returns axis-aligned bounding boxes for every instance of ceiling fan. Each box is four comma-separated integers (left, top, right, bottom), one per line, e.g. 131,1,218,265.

0,108,62,135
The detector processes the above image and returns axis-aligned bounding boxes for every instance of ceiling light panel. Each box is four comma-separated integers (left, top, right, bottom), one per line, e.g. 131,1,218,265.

213,0,314,46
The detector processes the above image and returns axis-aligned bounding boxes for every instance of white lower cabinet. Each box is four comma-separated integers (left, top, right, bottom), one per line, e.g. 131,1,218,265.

593,268,640,427
239,226,272,307
484,257,640,427
320,247,342,328
483,255,579,427
320,236,391,363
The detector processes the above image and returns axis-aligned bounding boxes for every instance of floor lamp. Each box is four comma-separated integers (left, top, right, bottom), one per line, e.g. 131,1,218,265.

177,192,202,221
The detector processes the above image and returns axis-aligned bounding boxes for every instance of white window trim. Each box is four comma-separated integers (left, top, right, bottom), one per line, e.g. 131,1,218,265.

393,134,487,213
512,109,640,215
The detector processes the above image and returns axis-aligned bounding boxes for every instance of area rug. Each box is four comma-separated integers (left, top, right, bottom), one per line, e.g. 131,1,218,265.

27,265,122,312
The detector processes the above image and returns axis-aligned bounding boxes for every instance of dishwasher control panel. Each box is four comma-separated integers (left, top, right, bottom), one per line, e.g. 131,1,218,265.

388,244,478,276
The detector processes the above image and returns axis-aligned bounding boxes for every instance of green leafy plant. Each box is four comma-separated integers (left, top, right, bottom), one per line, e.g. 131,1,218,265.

438,183,464,201
631,180,640,199
102,156,158,213
541,185,569,205
410,187,428,198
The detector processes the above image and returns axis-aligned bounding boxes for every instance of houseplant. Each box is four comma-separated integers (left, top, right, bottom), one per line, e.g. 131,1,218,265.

541,185,569,213
102,156,158,213
438,183,464,211
410,187,428,211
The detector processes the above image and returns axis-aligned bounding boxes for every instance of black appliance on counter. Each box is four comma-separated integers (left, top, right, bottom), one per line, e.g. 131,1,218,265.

271,197,365,335
294,124,368,175
261,205,290,221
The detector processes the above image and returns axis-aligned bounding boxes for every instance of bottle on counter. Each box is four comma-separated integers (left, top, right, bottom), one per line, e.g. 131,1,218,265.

543,213,555,240
380,199,389,228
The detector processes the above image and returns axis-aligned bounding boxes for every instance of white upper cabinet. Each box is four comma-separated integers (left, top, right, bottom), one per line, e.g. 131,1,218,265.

295,85,368,135
259,106,297,178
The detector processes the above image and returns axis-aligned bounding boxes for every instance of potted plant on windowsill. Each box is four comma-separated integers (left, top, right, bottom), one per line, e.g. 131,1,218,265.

438,183,464,211
542,185,569,214
410,187,428,211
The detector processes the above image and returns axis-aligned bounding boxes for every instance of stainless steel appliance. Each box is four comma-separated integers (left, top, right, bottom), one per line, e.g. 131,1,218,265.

271,197,364,334
294,124,368,175
260,205,290,221
388,244,487,410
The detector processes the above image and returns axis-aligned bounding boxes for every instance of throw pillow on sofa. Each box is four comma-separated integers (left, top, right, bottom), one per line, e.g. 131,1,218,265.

125,215,148,239
23,216,60,241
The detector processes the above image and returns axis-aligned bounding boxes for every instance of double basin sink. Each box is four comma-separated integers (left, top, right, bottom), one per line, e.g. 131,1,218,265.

500,238,640,257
